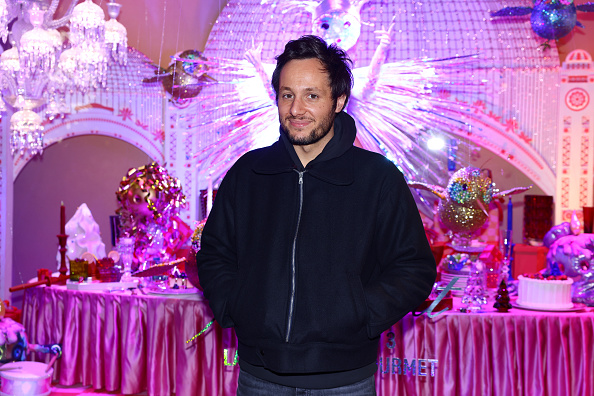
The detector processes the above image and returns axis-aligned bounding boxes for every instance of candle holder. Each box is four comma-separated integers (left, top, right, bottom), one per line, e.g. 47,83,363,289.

57,233,68,278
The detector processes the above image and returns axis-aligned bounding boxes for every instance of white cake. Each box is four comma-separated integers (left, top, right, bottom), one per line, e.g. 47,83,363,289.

517,275,574,310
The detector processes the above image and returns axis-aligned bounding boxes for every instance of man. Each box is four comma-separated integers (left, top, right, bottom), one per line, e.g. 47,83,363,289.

196,35,436,395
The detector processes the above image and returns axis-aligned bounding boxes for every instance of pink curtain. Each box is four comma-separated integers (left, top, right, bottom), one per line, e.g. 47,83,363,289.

23,286,594,395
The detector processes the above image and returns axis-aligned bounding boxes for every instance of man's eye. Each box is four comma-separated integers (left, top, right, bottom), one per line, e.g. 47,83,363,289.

308,94,318,99
282,94,293,99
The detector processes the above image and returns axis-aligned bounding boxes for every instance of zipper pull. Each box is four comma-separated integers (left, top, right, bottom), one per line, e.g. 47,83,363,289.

298,171,304,185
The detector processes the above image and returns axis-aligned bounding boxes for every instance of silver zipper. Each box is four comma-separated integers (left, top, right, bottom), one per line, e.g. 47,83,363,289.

286,170,305,342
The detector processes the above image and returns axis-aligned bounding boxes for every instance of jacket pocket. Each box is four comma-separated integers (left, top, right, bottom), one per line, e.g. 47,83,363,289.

347,272,370,328
292,271,369,344
227,270,289,341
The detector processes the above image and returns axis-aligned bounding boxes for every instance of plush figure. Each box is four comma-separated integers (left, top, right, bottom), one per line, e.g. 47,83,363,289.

0,314,27,364
0,301,62,364
544,222,594,305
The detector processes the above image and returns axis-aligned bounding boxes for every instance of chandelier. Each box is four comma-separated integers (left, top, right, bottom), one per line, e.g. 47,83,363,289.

0,0,128,157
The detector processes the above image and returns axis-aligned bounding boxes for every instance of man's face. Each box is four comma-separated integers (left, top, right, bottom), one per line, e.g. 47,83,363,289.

278,58,346,146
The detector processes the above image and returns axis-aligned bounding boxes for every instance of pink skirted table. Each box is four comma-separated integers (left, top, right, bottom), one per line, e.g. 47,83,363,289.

377,301,594,396
22,286,594,396
22,285,239,396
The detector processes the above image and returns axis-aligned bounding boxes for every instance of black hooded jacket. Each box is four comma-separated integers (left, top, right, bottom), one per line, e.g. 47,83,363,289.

196,111,436,385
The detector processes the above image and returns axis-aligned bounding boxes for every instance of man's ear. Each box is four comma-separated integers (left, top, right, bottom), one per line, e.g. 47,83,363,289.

335,94,347,113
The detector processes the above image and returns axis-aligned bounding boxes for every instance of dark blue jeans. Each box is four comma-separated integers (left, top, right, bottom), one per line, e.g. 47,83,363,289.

236,370,377,396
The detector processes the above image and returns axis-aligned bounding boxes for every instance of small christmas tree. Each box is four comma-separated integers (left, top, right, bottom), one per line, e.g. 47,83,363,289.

493,279,512,313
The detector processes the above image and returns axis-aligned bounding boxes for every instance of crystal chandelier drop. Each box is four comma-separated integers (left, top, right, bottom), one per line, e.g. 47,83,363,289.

105,2,127,65
70,0,105,46
61,43,108,91
10,108,43,156
19,4,59,78
0,0,8,43
0,0,128,157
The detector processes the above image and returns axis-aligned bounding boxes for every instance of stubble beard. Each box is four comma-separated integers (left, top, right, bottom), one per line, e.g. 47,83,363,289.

280,111,336,146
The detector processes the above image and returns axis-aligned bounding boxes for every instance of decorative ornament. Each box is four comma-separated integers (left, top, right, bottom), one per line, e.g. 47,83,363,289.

186,320,215,344
191,219,208,251
115,163,188,268
182,219,208,292
195,15,481,215
270,0,371,50
570,209,582,235
55,203,106,268
311,0,370,51
446,253,470,271
493,279,512,312
461,260,488,312
565,87,589,111
143,49,216,103
409,167,532,244
490,0,594,45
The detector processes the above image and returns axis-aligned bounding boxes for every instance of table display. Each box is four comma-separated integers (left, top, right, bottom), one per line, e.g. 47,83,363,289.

21,285,594,396
378,300,594,396
22,285,238,396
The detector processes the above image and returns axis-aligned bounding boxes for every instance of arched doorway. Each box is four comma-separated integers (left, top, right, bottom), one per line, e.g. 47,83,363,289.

11,135,153,304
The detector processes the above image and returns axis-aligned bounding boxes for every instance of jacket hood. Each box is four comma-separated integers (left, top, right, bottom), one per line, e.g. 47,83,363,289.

253,111,357,185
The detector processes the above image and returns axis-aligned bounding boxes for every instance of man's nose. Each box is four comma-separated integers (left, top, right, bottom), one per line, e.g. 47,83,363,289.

290,97,305,116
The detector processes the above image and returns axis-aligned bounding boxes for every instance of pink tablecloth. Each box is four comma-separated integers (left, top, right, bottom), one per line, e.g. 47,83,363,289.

22,285,238,396
23,286,594,396
377,303,594,396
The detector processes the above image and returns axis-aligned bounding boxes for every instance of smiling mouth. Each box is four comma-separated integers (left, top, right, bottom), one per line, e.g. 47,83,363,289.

287,118,313,129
